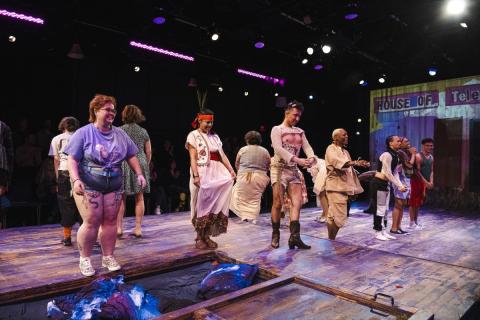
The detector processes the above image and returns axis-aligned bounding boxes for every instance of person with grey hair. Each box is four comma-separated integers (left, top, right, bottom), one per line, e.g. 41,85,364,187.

325,128,369,240
49,116,81,246
230,130,271,223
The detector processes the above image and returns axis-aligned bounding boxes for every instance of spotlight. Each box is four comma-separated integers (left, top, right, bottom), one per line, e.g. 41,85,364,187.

359,80,368,86
274,92,279,97
211,33,220,41
152,16,166,24
218,86,223,92
244,91,249,96
8,35,16,43
428,67,438,76
356,131,360,135
445,0,467,15
378,76,385,84
321,44,331,54
134,66,141,72
460,22,468,28
254,40,265,48
313,64,323,70
302,58,308,64
344,2,359,20
308,95,314,100
357,118,362,123
306,47,314,55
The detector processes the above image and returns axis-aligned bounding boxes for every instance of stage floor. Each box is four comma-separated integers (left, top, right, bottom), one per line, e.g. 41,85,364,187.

1,205,479,319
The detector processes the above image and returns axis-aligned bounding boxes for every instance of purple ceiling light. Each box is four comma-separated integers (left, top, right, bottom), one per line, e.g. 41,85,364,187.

313,64,324,70
0,9,44,24
344,2,359,20
129,41,194,62
237,68,285,86
152,16,166,24
254,41,265,49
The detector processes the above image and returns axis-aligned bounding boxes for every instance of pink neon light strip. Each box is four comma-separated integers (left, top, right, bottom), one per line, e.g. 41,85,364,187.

0,9,44,24
130,41,194,62
237,68,284,86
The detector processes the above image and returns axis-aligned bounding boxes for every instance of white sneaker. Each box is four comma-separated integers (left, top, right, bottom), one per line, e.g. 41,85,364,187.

102,255,121,271
382,230,396,240
79,257,95,276
154,206,161,215
375,231,390,241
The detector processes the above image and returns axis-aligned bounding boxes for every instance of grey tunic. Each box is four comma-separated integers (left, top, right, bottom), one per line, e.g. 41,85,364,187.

120,123,150,194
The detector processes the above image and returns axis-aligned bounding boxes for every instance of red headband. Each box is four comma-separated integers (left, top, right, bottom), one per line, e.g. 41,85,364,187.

191,114,214,128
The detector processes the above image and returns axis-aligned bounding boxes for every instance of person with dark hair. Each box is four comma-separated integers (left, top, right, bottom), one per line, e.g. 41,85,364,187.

116,105,151,238
64,94,146,276
270,100,315,249
408,137,434,230
324,129,368,240
230,130,271,223
186,108,235,249
49,117,81,245
390,137,416,234
370,135,406,241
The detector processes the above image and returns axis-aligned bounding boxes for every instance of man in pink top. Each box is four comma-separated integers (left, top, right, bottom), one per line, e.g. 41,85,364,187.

270,101,316,249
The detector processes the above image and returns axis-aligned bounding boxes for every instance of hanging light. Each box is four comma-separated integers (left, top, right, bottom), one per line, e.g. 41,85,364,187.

67,42,85,59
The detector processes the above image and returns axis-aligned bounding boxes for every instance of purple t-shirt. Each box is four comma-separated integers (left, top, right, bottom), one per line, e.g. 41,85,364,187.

64,124,138,169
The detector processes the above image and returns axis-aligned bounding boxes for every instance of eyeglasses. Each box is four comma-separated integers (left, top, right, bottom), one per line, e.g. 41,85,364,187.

100,107,117,114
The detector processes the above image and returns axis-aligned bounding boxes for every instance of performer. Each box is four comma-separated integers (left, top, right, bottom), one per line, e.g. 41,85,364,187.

325,129,368,240
186,108,235,249
49,117,81,246
370,135,406,241
117,105,151,238
409,138,434,229
308,156,328,223
230,130,271,224
270,100,315,249
65,94,146,276
390,137,416,234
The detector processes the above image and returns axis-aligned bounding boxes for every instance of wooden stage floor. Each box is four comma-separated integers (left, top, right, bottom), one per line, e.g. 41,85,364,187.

1,205,479,319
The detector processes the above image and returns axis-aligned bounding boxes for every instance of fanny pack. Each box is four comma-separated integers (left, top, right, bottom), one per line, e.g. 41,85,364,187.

84,166,121,178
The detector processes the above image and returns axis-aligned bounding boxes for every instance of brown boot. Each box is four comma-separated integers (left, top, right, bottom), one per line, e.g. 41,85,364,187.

271,219,280,249
195,230,208,249
288,220,311,249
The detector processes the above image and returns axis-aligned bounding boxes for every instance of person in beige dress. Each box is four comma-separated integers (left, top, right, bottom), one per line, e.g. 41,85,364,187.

325,128,369,240
230,131,271,223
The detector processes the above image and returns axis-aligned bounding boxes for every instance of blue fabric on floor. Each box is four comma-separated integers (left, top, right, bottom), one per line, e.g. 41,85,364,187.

198,263,259,299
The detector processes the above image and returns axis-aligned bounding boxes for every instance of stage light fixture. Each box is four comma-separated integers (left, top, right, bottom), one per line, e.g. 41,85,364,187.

218,86,223,92
308,95,314,100
460,22,468,28
153,16,166,24
130,41,195,61
306,47,314,55
211,32,220,41
8,35,16,42
0,9,44,24
313,64,324,70
302,58,308,64
237,68,284,86
445,0,467,15
134,66,141,72
378,76,385,83
321,44,331,54
359,80,368,86
357,118,362,123
274,92,279,97
356,131,360,135
244,91,249,96
428,67,438,76
344,2,359,20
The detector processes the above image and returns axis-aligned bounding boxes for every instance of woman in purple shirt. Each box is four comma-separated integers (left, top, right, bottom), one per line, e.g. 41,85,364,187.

65,94,146,276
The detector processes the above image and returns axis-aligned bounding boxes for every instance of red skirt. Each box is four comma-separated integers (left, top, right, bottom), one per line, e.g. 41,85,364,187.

409,174,425,207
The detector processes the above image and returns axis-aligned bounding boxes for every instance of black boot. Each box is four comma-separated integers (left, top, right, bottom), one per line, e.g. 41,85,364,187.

271,219,280,249
288,220,311,249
